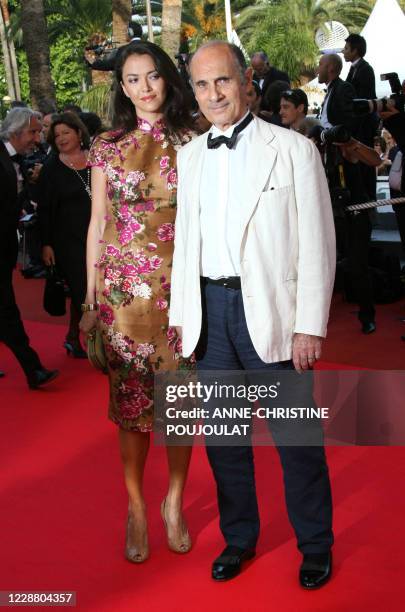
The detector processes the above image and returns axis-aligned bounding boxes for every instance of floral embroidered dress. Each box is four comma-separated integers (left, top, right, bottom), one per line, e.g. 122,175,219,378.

88,118,194,432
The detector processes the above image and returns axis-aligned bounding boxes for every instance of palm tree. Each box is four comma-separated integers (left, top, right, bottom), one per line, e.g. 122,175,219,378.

237,0,373,82
0,0,20,99
181,0,226,50
20,0,55,108
46,0,112,85
112,0,132,45
236,0,375,42
161,0,183,59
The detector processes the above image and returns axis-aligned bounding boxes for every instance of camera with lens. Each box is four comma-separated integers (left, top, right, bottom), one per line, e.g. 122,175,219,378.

308,124,352,214
353,72,405,115
308,124,351,146
85,39,115,57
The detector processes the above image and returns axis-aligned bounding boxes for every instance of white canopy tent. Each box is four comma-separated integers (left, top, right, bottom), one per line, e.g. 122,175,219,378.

361,0,405,96
304,0,405,102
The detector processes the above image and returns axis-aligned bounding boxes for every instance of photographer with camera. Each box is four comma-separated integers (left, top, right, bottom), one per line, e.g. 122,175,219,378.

317,53,379,334
353,74,405,256
84,21,142,72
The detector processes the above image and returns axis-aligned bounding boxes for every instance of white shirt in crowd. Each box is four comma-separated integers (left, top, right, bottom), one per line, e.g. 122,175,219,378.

320,82,333,129
199,111,254,279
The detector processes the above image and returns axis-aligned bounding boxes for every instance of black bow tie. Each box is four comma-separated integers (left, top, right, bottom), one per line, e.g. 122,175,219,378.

207,112,254,150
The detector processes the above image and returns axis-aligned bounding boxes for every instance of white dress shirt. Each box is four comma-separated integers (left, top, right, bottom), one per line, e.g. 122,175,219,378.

4,141,24,193
200,111,254,279
320,83,333,129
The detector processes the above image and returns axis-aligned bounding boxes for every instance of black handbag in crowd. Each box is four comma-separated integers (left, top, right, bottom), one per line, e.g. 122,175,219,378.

43,265,66,316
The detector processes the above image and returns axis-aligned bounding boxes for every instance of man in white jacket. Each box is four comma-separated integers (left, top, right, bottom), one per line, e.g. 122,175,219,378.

169,41,336,587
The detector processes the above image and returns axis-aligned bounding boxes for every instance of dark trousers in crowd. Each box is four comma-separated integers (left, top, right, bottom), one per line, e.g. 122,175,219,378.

195,281,334,553
0,265,42,377
336,211,375,324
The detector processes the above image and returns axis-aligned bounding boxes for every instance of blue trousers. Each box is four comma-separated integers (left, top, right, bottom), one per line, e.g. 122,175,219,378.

196,282,333,553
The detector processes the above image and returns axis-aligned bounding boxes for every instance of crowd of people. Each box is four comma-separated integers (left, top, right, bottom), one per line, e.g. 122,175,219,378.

1,32,404,588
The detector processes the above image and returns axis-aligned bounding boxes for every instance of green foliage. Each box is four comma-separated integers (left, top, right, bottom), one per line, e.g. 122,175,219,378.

3,0,405,106
45,0,112,44
16,49,30,101
79,82,112,122
0,48,29,104
50,33,88,108
241,0,376,81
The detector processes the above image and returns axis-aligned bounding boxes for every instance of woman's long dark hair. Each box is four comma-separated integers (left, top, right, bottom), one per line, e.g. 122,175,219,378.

111,41,193,138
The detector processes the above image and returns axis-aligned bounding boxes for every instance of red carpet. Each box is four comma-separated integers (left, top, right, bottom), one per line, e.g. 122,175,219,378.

1,272,405,611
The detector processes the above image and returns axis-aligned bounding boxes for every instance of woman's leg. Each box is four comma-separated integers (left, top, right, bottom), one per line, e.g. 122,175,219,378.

119,429,150,561
163,446,193,552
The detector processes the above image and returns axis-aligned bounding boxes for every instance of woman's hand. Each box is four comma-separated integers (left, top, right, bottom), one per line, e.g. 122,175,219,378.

79,311,98,336
42,245,55,266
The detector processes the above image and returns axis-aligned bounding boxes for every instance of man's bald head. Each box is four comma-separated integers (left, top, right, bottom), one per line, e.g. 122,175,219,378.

190,41,248,85
317,53,342,84
189,40,252,132
251,51,270,79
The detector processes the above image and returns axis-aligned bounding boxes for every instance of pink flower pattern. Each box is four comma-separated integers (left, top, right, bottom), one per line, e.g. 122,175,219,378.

87,118,195,432
156,222,175,242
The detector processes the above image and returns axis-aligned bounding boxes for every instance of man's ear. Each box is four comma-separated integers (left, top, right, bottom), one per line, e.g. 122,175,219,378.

245,67,253,87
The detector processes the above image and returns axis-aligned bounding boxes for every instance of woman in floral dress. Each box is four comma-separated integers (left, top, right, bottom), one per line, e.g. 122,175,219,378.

80,42,195,563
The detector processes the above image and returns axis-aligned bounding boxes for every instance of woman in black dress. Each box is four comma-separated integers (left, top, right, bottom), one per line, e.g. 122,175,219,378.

38,112,92,357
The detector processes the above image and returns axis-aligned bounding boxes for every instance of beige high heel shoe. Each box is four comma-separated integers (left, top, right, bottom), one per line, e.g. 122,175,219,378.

161,498,192,554
125,510,149,563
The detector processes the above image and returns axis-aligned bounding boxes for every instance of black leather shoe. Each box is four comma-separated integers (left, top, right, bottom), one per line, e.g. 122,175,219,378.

212,545,256,581
27,368,59,390
361,321,376,334
299,551,332,589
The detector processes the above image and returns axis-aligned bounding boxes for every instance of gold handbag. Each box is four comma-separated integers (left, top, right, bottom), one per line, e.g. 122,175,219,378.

87,327,108,374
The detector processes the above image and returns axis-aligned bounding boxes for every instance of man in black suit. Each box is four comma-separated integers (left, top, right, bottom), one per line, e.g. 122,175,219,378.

318,54,356,130
343,33,378,200
0,107,58,388
251,51,290,98
318,53,376,334
343,34,376,99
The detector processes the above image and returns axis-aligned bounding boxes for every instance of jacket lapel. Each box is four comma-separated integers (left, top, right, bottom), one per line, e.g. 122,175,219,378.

240,118,277,234
185,133,207,248
0,141,17,202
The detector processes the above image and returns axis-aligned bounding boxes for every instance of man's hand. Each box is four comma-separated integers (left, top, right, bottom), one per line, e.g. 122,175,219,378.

83,49,96,66
379,107,400,120
42,245,55,266
292,333,322,373
28,163,43,183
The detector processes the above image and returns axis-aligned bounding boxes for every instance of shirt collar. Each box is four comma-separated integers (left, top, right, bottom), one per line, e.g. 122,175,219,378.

351,58,361,67
137,116,166,133
211,109,251,138
4,141,17,157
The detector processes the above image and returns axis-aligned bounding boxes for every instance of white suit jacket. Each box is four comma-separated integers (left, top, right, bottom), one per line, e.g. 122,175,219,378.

169,117,336,363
